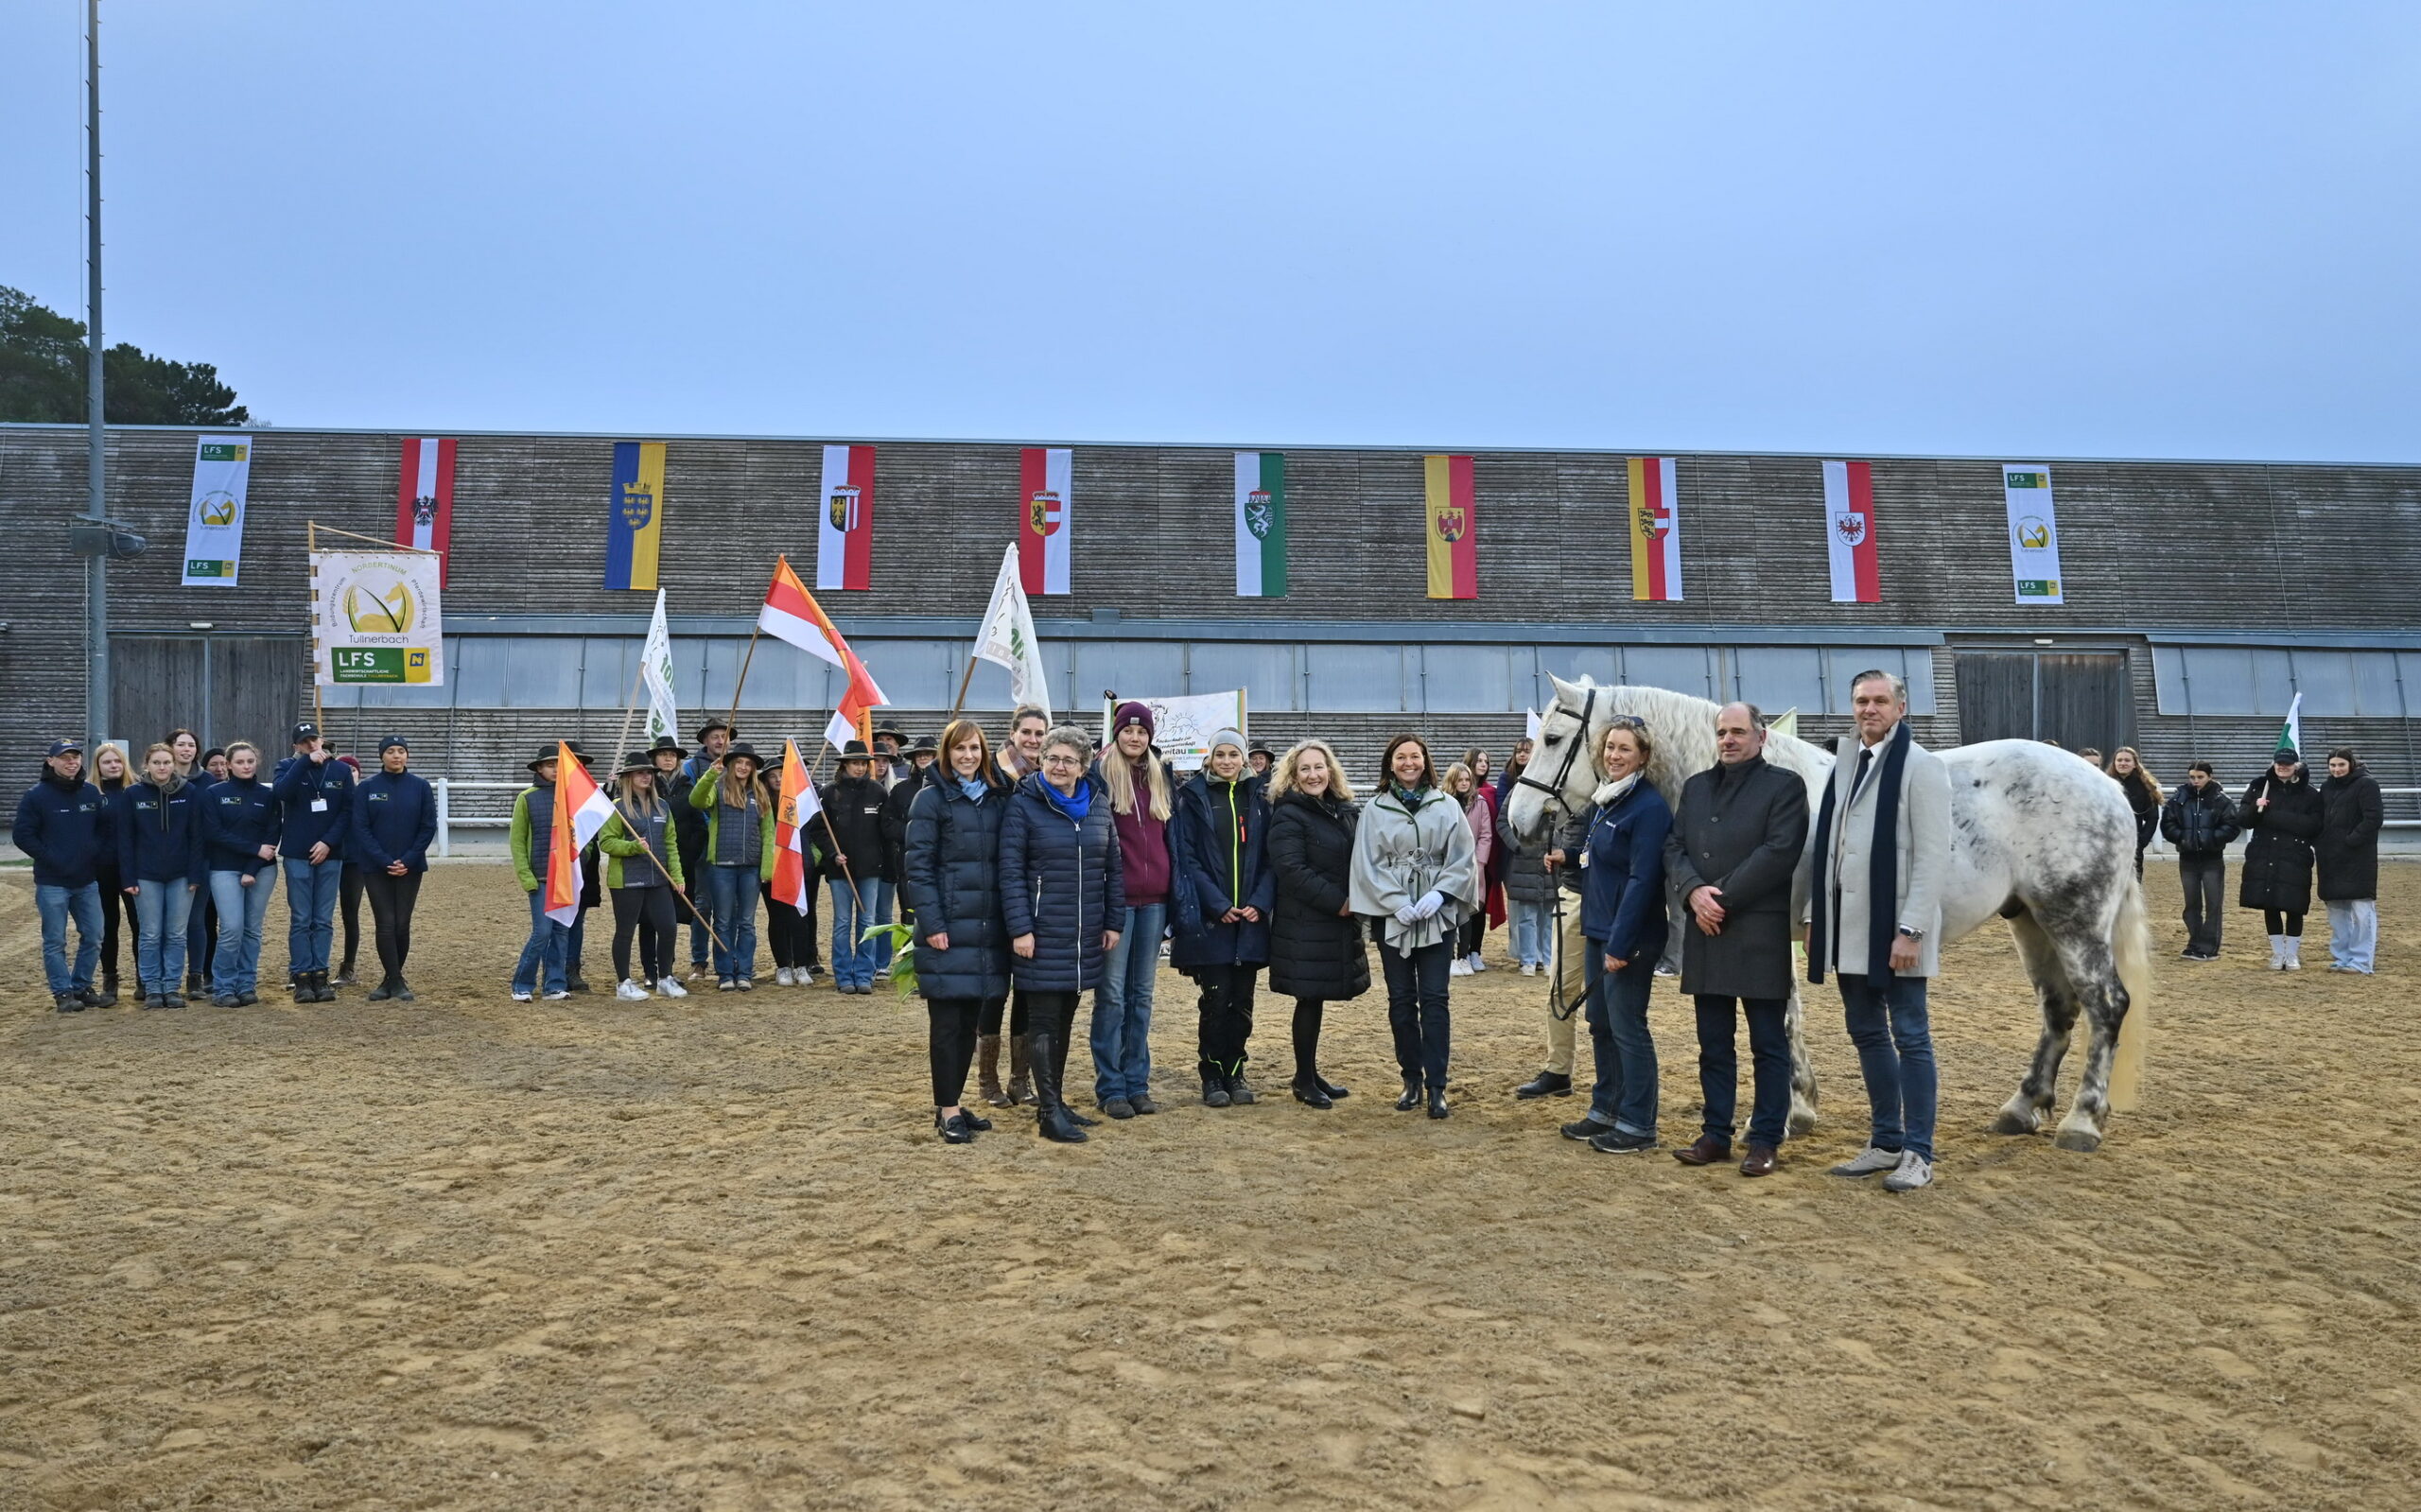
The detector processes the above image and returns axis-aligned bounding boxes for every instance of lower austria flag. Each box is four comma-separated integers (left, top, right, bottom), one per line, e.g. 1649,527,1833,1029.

544,742,616,926
1823,461,1881,603
815,443,875,590
1018,447,1072,595
1628,457,1682,602
1424,454,1476,600
771,738,822,912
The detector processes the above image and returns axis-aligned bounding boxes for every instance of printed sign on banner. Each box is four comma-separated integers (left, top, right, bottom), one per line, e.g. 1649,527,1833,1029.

2003,463,2064,605
1099,689,1244,772
311,548,445,686
182,435,253,585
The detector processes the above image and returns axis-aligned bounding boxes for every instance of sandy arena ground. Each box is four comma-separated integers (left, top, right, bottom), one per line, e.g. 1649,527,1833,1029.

2,860,2416,1511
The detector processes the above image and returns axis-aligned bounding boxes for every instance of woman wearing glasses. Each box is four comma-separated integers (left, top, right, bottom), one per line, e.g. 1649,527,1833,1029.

1000,725,1126,1143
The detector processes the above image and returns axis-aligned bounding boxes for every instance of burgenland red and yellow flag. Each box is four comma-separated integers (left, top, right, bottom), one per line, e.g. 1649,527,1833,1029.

1424,454,1476,600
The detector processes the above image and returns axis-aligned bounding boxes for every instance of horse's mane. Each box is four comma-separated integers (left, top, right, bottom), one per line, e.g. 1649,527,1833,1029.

1559,677,1836,804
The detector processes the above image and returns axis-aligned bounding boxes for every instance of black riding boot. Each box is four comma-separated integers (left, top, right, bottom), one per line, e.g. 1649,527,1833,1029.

1030,1030,1089,1143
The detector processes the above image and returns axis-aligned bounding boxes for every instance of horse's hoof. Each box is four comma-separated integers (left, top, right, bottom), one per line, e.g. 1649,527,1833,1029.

2052,1125,2102,1153
1990,1108,2040,1136
1786,1108,1819,1137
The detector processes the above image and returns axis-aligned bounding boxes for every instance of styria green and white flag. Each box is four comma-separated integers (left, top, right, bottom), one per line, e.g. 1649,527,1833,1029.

640,588,679,743
2276,691,2303,758
1233,451,1287,597
183,434,253,585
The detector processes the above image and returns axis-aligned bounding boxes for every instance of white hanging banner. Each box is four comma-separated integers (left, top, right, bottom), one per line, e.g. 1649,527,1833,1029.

1099,689,1244,772
311,547,445,686
182,434,254,586
2003,462,2064,605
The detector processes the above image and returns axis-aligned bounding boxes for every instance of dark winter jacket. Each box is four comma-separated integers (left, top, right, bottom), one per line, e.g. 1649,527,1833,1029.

351,769,440,874
902,776,1013,1001
271,753,355,860
15,768,107,889
113,775,208,887
1265,789,1370,1001
2238,768,2324,914
1501,831,1557,910
1664,756,1808,1000
2160,781,2240,858
201,777,282,877
2116,771,2160,854
1100,756,1175,906
880,762,937,895
1579,781,1674,968
817,773,893,883
2317,765,2383,902
999,773,1126,994
672,754,714,860
1168,772,1275,971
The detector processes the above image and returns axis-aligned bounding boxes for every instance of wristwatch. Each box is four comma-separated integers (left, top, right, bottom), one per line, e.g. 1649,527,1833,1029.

1896,925,1925,940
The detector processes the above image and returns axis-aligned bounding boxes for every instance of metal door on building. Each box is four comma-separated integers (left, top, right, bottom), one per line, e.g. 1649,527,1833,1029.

111,636,305,755
1955,651,2135,752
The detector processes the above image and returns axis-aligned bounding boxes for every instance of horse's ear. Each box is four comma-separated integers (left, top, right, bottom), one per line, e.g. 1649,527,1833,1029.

1548,672,1578,707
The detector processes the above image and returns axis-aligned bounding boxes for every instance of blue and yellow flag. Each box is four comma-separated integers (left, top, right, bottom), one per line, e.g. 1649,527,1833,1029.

604,442,666,591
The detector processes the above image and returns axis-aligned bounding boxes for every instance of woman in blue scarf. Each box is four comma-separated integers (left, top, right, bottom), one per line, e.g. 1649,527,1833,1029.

999,724,1127,1143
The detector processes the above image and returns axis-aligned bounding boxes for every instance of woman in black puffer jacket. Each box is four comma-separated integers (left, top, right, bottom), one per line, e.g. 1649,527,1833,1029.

1000,725,1126,1144
2239,747,2325,970
1266,739,1370,1109
902,719,1013,1144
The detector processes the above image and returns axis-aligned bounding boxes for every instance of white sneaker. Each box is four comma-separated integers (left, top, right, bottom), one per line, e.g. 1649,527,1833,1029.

1521,962,1537,976
775,966,794,987
1450,958,1472,977
1882,1151,1935,1191
2283,940,2302,971
1469,953,1489,973
511,989,533,1002
656,977,688,999
1829,1144,1904,1177
2269,934,2286,970
615,980,649,1001
543,989,570,1000
875,965,892,982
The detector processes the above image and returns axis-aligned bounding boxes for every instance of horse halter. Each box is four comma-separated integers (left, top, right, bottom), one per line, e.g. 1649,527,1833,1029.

1514,685,1598,822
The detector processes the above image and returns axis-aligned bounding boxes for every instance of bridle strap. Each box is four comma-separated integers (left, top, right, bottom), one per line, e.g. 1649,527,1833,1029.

1515,685,1596,819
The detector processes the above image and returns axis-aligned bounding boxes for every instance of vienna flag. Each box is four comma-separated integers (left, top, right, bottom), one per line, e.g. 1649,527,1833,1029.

815,443,876,591
770,738,823,912
395,438,456,583
758,556,889,749
543,742,615,926
1424,454,1476,600
1822,461,1881,603
1018,447,1072,595
1628,457,1682,602
1233,451,1287,597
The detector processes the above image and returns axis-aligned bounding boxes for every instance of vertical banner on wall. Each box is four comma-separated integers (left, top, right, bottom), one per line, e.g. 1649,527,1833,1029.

604,442,667,591
182,434,253,585
2003,463,2064,604
1822,460,1880,603
394,437,456,584
1628,456,1682,601
815,443,876,590
1424,453,1476,600
1233,451,1288,597
1018,446,1072,594
311,547,444,686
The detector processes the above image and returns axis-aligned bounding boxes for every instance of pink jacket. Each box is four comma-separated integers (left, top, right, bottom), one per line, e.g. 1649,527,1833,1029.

1463,790,1494,872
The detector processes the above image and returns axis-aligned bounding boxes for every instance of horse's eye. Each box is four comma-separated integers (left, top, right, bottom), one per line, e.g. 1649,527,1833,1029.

1542,735,1560,745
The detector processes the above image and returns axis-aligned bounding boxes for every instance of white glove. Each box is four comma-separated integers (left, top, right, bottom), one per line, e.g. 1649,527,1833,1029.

1394,903,1421,927
1412,890,1445,920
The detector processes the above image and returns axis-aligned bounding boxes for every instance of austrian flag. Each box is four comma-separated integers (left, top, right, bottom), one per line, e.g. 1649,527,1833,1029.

544,743,616,926
815,443,876,591
1822,461,1881,603
394,438,456,583
758,556,889,749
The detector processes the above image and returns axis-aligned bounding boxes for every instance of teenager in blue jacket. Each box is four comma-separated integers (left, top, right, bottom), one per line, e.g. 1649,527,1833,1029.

16,739,108,1011
115,741,208,1009
272,721,354,1002
350,735,440,1001
201,741,282,1006
1168,730,1276,1107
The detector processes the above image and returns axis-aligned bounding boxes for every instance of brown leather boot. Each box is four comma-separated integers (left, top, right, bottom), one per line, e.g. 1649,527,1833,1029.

978,1034,1007,1107
1007,1034,1038,1106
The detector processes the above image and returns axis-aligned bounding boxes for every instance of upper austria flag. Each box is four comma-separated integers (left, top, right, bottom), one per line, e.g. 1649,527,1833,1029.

815,443,876,591
1628,457,1682,602
604,442,667,591
1018,447,1072,595
543,743,616,926
395,438,455,584
1822,460,1881,603
1233,451,1287,597
1424,454,1476,600
770,738,823,912
758,555,889,750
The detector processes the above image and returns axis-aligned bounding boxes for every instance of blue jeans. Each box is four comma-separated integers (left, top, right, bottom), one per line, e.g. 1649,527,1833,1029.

36,881,103,996
1091,902,1167,1102
513,887,570,996
708,866,761,982
1582,937,1659,1137
2325,899,2377,972
826,877,892,989
1694,995,1791,1149
1507,898,1549,967
209,869,278,996
1838,973,1937,1162
283,857,341,975
133,878,197,994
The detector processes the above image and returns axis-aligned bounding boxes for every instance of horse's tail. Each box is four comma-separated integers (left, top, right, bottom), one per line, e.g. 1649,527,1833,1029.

2106,876,2153,1113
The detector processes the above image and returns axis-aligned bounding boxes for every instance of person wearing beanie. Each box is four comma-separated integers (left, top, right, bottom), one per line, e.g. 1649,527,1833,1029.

330,749,370,987
271,721,354,1003
1168,729,1275,1106
1090,701,1175,1117
200,741,282,1006
350,736,439,1000
16,739,109,1012
2239,745,2324,970
601,750,688,999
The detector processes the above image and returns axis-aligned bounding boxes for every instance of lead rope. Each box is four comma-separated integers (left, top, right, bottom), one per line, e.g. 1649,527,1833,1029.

1548,851,1579,1023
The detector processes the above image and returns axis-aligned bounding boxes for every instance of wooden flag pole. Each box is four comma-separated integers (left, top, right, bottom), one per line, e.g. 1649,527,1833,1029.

949,654,979,717
622,820,730,966
725,626,763,739
609,656,648,773
307,522,325,740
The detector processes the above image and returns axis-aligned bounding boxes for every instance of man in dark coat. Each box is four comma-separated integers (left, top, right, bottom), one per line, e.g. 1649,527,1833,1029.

2160,760,2239,961
1663,703,1809,1176
2317,748,2383,974
2239,747,2325,970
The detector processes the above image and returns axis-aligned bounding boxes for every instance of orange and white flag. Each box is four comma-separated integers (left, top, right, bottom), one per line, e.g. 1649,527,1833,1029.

758,555,888,749
543,742,615,926
771,739,822,912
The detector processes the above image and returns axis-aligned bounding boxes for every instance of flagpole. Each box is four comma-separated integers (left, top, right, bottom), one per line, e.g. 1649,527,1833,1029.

949,654,978,717
307,521,325,744
726,624,762,739
624,821,730,966
610,656,647,773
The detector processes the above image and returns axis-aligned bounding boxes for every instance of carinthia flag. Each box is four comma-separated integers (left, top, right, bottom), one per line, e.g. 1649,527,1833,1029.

543,742,616,926
758,555,889,749
1018,447,1072,595
1424,454,1476,600
1628,457,1682,602
395,438,455,584
771,738,824,912
1822,460,1881,604
815,443,876,591
1233,451,1287,597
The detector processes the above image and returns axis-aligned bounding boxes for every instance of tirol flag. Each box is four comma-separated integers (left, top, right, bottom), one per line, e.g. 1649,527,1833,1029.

758,555,889,749
1424,454,1476,600
543,743,615,926
1628,457,1682,601
604,442,667,591
771,738,823,912
1822,460,1881,603
1018,447,1072,595
395,438,457,584
1232,451,1287,597
815,443,876,591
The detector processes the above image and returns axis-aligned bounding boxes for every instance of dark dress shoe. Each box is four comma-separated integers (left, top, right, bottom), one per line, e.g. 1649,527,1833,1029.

1738,1141,1780,1177
1036,1106,1089,1143
1065,1107,1102,1127
937,1111,975,1145
1560,1115,1619,1142
1395,1080,1422,1112
393,982,414,1002
1315,1075,1350,1100
366,982,394,1002
1515,1070,1574,1100
1290,1078,1333,1109
1426,1088,1450,1120
1103,1098,1137,1120
1128,1093,1159,1115
1672,1135,1733,1166
960,1111,993,1132
1203,1077,1231,1109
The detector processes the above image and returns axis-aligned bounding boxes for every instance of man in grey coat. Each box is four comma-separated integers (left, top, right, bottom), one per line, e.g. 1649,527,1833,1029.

1664,703,1808,1176
1805,670,1953,1193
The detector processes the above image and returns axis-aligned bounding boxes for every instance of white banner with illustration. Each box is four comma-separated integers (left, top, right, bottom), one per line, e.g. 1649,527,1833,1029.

311,547,445,686
182,434,254,586
1100,689,1244,772
2003,462,2064,605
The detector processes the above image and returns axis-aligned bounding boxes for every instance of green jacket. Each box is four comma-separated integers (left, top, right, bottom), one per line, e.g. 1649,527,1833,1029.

688,768,779,876
599,804,686,889
506,785,574,895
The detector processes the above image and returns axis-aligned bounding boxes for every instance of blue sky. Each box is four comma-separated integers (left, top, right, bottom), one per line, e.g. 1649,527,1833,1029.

4,3,2416,461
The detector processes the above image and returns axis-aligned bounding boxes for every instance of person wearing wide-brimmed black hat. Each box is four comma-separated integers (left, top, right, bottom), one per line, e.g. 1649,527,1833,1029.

818,739,897,994
688,739,776,989
758,743,821,987
601,750,688,999
508,743,575,1000
881,735,941,938
872,723,910,788
674,720,733,979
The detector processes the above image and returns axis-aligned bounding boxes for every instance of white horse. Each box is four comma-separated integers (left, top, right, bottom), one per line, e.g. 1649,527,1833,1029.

1504,676,2153,1152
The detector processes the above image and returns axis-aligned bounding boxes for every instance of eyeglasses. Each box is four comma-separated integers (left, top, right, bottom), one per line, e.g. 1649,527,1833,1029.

1042,754,1084,768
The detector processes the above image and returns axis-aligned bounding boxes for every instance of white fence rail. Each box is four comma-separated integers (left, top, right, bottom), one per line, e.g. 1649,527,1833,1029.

2385,787,2421,829
431,779,529,859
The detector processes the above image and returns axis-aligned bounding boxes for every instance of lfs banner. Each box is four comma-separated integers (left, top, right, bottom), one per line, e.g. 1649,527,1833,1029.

311,548,445,686
2003,463,2064,604
182,434,253,585
1098,689,1243,773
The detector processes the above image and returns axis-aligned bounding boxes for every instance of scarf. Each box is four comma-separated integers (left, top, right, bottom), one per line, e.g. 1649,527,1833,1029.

1386,780,1431,809
956,775,989,802
1589,771,1643,809
1808,721,1910,984
1043,776,1092,823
